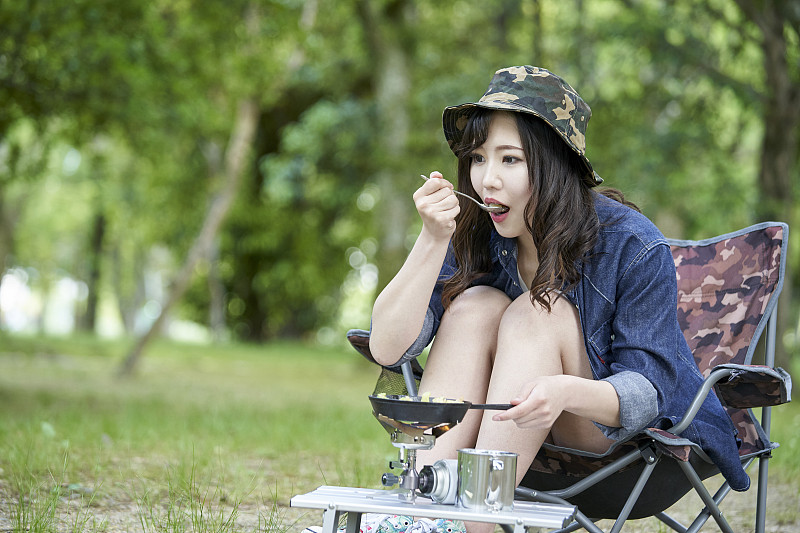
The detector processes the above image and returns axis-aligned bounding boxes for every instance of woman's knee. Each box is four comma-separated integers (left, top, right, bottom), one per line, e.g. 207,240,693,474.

499,293,576,329
444,285,511,323
497,294,583,355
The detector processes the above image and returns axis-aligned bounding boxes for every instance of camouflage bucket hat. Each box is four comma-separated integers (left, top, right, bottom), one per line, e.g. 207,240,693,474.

443,66,603,186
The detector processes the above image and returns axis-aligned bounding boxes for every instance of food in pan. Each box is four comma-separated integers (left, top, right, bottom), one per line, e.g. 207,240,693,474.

374,392,463,403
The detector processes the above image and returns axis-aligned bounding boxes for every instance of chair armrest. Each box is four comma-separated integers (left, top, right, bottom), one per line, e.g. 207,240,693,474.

346,329,424,379
712,364,792,409
346,329,377,364
669,364,792,437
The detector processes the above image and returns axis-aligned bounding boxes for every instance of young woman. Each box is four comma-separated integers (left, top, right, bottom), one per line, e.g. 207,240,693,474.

368,66,747,533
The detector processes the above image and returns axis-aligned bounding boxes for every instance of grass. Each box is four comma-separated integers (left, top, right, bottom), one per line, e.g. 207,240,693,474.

0,332,798,532
0,333,389,532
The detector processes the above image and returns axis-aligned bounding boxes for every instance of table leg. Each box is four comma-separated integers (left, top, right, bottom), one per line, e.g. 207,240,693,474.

322,508,342,533
345,512,362,533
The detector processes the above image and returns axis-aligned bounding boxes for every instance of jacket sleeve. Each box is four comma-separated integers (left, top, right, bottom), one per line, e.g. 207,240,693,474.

594,240,695,442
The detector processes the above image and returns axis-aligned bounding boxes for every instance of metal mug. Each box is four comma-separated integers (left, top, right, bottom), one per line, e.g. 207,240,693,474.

456,448,517,512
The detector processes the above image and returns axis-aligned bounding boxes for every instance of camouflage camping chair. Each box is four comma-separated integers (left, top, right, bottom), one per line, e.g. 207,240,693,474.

347,221,792,533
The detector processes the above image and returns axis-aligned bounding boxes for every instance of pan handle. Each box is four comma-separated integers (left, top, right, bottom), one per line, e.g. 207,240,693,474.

468,403,513,410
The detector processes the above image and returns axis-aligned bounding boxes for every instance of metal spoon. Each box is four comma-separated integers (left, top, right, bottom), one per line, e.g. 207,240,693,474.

420,175,506,213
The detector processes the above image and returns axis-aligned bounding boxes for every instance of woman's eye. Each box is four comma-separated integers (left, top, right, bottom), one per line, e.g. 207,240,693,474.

470,153,485,164
503,155,521,164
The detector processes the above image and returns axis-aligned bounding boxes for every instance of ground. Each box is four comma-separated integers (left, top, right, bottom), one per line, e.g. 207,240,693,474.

1,474,797,533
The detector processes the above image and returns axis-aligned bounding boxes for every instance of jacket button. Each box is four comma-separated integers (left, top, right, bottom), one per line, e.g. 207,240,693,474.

501,250,508,256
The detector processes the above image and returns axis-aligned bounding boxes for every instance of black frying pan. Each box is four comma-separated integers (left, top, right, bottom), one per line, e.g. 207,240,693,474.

369,394,512,426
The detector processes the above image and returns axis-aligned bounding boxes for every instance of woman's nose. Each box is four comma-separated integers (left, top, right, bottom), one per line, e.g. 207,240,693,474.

482,162,502,190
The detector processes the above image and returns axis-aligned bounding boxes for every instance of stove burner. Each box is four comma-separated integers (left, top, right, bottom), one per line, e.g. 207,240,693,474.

372,409,460,502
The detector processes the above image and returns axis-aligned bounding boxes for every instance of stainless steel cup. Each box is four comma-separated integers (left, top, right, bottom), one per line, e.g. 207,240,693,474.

456,449,517,512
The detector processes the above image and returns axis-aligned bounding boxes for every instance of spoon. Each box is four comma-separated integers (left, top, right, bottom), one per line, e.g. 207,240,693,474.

420,175,506,213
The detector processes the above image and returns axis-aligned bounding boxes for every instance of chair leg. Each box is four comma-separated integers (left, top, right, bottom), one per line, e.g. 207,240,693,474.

556,510,604,532
654,512,688,533
677,460,735,533
608,454,660,533
401,362,418,396
552,518,595,533
755,448,770,533
684,480,731,533
755,300,778,533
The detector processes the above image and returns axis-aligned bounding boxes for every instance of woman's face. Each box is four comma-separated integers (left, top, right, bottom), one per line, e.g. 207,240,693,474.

469,111,532,240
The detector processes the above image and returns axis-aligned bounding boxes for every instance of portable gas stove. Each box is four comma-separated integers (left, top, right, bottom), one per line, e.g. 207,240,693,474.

289,395,576,533
373,412,449,502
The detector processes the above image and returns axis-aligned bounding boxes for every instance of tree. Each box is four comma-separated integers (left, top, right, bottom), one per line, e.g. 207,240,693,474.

118,98,260,376
599,0,799,366
735,0,799,367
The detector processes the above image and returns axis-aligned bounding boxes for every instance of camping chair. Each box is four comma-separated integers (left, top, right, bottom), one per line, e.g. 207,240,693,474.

347,221,792,533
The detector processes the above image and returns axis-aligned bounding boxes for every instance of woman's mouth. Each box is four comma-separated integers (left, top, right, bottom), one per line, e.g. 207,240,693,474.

485,199,510,222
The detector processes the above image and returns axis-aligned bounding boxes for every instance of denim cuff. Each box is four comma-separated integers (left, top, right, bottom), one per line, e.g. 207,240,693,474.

595,370,658,441
391,308,435,367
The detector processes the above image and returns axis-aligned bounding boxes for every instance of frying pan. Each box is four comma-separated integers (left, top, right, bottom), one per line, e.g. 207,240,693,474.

369,394,512,427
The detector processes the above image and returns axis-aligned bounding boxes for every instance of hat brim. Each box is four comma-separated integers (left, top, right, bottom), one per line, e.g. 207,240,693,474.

442,101,602,186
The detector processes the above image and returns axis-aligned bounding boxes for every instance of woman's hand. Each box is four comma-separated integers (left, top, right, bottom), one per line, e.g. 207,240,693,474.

492,375,569,429
415,171,460,241
492,374,621,430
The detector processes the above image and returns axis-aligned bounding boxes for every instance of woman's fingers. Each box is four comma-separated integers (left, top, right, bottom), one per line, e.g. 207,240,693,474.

492,379,563,429
414,174,460,238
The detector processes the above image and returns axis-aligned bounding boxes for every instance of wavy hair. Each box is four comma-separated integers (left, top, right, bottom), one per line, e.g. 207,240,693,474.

441,109,639,312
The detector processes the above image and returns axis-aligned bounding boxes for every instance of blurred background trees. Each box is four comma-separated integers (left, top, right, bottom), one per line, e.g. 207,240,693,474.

0,0,797,370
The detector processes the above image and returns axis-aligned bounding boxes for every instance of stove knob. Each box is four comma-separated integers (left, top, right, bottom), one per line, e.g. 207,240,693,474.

381,473,399,487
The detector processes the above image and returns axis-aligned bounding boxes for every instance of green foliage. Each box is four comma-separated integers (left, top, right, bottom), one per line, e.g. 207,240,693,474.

582,0,764,238
0,0,797,346
211,97,377,339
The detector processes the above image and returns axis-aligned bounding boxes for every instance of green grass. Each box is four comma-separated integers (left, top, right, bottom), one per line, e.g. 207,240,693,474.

0,333,389,532
0,333,798,532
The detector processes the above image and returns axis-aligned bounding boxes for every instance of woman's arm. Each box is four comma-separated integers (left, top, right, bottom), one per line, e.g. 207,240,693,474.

369,172,460,366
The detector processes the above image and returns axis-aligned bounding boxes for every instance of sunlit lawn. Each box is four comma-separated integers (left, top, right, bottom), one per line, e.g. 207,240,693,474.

0,333,797,532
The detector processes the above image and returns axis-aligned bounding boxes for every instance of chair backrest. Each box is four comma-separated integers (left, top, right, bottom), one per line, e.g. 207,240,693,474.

668,222,788,456
669,222,787,372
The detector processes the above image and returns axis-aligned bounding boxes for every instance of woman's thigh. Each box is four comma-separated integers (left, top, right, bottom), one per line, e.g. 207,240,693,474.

416,286,512,463
419,285,511,402
487,293,613,454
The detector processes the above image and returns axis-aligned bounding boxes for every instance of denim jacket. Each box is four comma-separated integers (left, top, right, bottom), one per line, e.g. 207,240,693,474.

394,191,749,491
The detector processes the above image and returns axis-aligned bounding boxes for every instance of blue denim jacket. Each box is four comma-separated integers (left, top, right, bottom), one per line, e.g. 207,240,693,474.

395,191,749,491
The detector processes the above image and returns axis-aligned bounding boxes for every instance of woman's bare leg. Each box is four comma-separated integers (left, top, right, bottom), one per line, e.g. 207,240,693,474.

475,294,612,480
411,291,612,533
416,286,511,466
466,295,612,533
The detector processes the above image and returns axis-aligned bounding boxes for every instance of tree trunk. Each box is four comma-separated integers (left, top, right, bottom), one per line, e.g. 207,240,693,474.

373,43,412,293
356,0,415,293
736,0,799,369
531,0,544,65
117,97,260,376
80,211,105,332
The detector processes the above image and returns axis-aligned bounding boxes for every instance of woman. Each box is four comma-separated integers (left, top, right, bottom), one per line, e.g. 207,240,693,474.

368,66,747,533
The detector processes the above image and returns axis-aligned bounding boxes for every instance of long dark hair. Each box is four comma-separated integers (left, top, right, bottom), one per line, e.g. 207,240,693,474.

441,109,639,312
